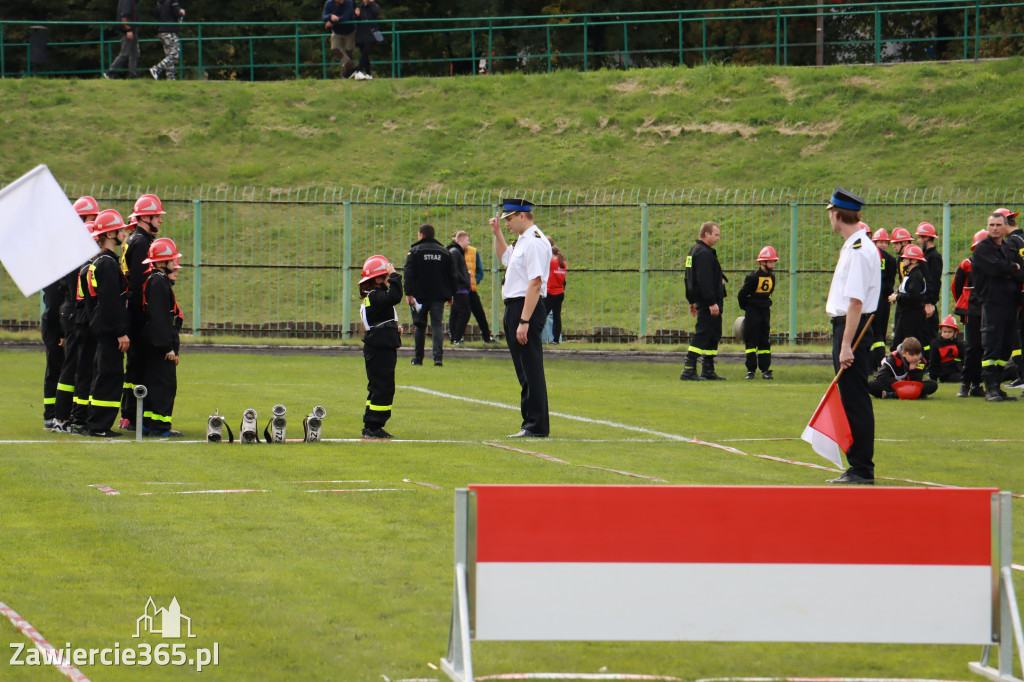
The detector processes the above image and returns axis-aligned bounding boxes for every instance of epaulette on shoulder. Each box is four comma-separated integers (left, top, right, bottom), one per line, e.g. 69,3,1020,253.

852,238,863,249
534,232,542,238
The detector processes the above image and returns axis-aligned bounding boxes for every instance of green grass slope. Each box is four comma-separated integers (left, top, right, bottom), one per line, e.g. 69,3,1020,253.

2,59,1023,190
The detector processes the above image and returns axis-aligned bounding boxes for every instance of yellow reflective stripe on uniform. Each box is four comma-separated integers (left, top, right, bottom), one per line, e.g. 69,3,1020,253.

982,360,995,367
91,398,120,408
1013,349,1022,358
869,341,885,350
366,402,392,411
744,349,756,354
88,263,98,288
688,345,705,354
703,349,718,356
143,411,173,423
922,345,931,352
123,382,135,389
73,396,89,405
57,383,75,392
362,296,371,307
757,349,771,354
43,397,56,404
995,359,1007,367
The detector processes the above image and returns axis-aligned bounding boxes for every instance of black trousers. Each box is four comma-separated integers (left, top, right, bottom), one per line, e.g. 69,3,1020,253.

1014,307,1024,377
356,40,374,75
448,292,470,343
141,347,177,431
411,300,445,362
363,345,396,428
546,292,565,343
981,302,1017,383
86,335,125,432
54,316,80,422
72,327,95,426
41,316,64,421
688,302,723,365
121,323,145,422
922,309,940,353
742,307,771,372
870,300,890,366
891,307,926,351
468,290,492,340
503,298,549,435
962,314,982,385
832,316,875,479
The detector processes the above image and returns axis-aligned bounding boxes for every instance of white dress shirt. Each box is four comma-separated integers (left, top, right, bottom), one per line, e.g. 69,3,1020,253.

501,224,553,299
826,228,881,317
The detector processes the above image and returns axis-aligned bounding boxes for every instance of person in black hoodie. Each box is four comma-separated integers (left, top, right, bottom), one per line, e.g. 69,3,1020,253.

149,0,185,80
359,255,402,439
352,0,381,80
84,210,131,437
140,237,184,437
404,224,454,366
447,231,472,345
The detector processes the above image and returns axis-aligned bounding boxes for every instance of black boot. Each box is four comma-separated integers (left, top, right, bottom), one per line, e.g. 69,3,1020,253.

700,357,726,381
970,383,986,397
956,382,970,398
679,354,700,381
985,379,1006,402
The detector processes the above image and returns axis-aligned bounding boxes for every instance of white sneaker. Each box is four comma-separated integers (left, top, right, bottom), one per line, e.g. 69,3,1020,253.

150,66,159,80
352,71,368,80
365,73,373,80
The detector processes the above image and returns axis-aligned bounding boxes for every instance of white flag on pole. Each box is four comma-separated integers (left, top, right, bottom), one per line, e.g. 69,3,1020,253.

0,164,99,297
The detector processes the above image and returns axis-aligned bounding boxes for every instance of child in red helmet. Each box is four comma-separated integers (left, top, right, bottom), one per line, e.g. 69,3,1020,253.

359,255,402,439
139,238,185,437
868,336,938,399
737,245,777,380
929,315,964,384
888,244,928,353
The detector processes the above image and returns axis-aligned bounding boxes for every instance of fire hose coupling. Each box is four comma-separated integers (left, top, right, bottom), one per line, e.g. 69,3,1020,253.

303,406,327,442
207,409,234,443
264,404,287,443
240,408,259,444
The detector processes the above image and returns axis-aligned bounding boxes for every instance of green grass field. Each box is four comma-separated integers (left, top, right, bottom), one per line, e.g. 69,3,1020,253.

3,347,1024,681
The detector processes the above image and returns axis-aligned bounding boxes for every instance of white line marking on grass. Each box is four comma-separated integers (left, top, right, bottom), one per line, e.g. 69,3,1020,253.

483,442,668,482
307,488,410,493
1013,564,1024,572
696,678,974,682
402,478,444,489
0,602,91,681
139,489,270,496
88,484,120,495
477,674,683,681
292,480,372,484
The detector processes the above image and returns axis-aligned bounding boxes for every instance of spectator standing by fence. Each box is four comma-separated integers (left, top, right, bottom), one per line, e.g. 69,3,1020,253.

447,231,472,345
150,0,185,80
104,0,140,79
323,0,358,79
546,245,566,344
353,0,382,80
464,233,494,342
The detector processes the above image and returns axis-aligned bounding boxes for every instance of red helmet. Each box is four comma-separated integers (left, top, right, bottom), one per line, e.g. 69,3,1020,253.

756,246,778,262
131,194,166,218
91,209,128,238
901,244,927,262
73,195,99,217
871,227,890,242
890,227,913,243
994,207,1020,219
892,380,923,401
359,255,392,284
142,237,183,268
972,229,989,250
939,314,959,332
83,220,96,236
915,222,937,239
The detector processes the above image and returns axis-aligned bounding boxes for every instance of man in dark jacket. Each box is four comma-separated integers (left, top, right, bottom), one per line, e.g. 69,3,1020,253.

323,0,357,78
149,0,185,80
996,208,1024,388
972,211,1024,401
105,0,140,79
952,229,988,397
404,224,455,366
447,231,472,345
681,221,727,381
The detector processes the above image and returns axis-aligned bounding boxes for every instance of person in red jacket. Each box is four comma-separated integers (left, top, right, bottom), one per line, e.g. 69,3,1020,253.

951,229,988,397
546,245,567,344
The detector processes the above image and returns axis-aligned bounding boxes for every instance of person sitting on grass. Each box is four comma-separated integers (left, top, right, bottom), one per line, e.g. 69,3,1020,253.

868,336,937,400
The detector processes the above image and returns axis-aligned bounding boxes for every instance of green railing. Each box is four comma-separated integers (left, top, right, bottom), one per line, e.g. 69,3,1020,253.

2,185,1021,345
2,0,1023,80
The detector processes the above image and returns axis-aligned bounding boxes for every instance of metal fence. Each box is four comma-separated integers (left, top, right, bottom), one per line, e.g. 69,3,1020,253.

2,0,1023,80
2,186,1022,345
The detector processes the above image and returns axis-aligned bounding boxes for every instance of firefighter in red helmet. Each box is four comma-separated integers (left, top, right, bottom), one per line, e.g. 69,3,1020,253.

139,237,185,437
870,225,899,367
737,245,778,380
951,230,988,397
889,244,928,353
359,255,402,439
914,221,943,356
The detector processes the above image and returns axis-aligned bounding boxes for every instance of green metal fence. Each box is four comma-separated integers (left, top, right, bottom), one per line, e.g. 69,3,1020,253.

2,186,1022,345
2,0,1023,80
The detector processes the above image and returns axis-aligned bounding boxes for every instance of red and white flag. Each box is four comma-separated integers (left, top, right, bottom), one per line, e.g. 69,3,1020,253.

468,485,995,645
801,380,852,468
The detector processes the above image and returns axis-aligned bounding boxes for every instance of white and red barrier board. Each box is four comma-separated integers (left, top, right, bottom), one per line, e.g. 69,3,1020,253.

468,485,997,645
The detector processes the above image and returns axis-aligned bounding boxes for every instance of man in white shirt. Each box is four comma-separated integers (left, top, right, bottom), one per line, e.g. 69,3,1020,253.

824,188,881,484
489,199,553,437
